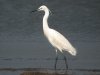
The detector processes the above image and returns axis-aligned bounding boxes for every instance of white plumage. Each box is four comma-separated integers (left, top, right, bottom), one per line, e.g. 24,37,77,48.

47,28,76,56
38,5,77,56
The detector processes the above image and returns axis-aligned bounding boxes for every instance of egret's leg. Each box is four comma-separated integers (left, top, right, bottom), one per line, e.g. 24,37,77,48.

63,55,68,70
55,49,58,70
55,55,58,70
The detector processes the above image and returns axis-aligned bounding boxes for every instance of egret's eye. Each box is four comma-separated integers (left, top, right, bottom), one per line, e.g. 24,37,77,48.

39,7,42,10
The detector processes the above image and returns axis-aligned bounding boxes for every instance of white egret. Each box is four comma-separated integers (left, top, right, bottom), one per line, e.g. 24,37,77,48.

32,5,77,70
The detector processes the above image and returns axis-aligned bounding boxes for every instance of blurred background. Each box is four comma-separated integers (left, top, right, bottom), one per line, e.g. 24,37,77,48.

0,0,100,74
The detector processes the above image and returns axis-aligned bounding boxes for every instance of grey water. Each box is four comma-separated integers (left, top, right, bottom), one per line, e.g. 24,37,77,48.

0,0,100,75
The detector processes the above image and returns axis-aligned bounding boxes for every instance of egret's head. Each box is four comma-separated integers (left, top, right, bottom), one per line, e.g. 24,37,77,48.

32,5,52,15
38,5,47,11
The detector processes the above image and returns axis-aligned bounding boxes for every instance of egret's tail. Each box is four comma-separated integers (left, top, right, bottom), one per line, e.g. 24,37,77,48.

66,47,77,56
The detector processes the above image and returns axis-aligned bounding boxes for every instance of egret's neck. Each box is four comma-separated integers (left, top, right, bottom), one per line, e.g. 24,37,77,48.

43,9,49,30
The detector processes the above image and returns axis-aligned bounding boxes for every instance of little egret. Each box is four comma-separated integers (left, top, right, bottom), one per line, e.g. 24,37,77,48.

32,5,77,70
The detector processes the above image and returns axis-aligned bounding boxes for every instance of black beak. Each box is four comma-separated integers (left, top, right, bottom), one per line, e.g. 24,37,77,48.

31,9,37,13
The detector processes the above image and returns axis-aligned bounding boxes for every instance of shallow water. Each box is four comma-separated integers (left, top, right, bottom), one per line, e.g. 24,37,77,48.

0,0,100,75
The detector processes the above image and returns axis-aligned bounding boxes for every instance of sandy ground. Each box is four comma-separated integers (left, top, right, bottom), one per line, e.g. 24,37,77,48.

20,69,100,75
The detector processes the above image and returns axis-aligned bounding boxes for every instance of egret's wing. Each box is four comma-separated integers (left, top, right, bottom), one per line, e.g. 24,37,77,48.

48,29,77,56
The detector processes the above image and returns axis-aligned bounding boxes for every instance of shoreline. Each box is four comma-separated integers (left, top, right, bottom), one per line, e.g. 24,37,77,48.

0,68,100,72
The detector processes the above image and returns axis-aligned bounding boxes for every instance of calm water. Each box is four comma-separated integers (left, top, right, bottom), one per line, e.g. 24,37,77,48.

0,0,100,75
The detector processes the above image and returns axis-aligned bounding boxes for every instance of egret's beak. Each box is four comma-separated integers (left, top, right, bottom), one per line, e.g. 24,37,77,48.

31,9,37,13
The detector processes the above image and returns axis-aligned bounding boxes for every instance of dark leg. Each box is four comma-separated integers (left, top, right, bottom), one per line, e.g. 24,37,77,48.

55,55,58,70
63,55,68,70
